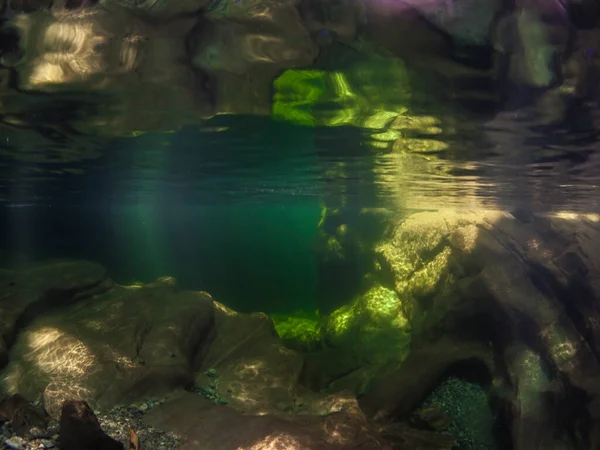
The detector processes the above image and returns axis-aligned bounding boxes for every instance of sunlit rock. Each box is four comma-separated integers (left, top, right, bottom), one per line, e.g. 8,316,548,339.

1,275,215,418
325,285,409,348
272,53,411,131
359,210,600,449
374,210,499,322
0,259,111,370
301,285,411,394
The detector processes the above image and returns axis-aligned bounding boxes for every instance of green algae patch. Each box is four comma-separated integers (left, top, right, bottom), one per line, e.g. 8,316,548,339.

324,285,411,358
272,311,323,352
272,53,411,138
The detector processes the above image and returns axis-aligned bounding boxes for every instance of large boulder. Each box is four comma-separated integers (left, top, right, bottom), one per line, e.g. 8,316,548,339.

193,302,307,415
1,275,215,418
360,211,600,450
301,284,411,394
0,259,111,368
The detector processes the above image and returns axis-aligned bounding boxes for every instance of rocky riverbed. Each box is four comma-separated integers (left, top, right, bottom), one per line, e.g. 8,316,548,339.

1,210,600,449
0,393,182,450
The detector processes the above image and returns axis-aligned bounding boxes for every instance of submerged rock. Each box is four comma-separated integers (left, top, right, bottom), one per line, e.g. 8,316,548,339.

59,400,123,450
359,210,600,450
301,285,411,394
379,421,456,450
144,390,390,450
0,260,111,373
194,302,306,415
1,274,215,418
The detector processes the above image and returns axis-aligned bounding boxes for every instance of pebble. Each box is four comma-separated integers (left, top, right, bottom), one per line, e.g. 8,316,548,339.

27,427,46,439
4,436,25,449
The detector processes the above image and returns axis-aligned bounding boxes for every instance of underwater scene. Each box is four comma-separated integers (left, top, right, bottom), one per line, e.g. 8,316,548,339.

1,0,600,449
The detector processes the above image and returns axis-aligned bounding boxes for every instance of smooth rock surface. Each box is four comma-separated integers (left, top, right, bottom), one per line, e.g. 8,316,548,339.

360,211,600,450
144,390,391,450
2,275,215,419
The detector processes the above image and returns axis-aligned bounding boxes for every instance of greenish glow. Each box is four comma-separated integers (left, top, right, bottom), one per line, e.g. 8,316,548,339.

325,285,410,353
272,311,323,351
272,70,328,127
271,54,411,134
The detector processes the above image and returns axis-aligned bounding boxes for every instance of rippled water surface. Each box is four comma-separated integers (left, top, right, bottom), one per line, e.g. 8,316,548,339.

2,107,600,213
0,0,599,214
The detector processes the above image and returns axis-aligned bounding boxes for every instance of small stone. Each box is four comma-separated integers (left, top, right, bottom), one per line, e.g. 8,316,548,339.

138,403,148,412
4,436,26,449
40,439,55,448
29,427,47,438
47,421,59,435
206,369,217,378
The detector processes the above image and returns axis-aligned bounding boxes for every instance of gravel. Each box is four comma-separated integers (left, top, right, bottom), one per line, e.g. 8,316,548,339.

1,397,182,450
191,368,230,405
422,376,496,450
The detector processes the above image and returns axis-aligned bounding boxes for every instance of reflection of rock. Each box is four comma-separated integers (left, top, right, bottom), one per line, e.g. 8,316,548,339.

144,390,390,450
6,4,212,136
2,275,214,419
359,210,600,450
